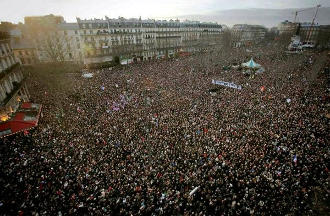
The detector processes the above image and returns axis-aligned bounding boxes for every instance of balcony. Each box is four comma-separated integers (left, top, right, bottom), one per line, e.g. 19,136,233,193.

1,77,26,106
0,63,20,81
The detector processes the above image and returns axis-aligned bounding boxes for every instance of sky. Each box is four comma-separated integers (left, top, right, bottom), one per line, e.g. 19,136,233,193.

0,0,329,23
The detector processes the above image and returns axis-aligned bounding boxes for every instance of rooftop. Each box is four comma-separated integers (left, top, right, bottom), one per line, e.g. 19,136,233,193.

77,16,220,26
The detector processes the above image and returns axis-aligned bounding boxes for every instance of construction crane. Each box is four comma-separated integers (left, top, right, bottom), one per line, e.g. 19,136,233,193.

294,8,311,23
306,4,321,43
288,4,321,51
293,4,321,23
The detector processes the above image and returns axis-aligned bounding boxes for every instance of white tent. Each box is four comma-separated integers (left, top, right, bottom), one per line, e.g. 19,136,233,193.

242,58,261,69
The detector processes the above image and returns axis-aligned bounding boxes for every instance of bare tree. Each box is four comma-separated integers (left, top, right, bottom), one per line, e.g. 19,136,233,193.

277,32,293,49
25,19,72,63
221,30,233,51
41,32,72,62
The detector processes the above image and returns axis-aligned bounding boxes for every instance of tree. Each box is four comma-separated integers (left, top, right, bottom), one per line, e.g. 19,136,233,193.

25,19,72,63
113,56,120,65
221,30,233,51
41,31,72,62
277,32,293,49
264,29,277,43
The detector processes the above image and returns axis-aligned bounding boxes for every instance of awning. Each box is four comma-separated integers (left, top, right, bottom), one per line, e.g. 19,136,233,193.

0,102,42,138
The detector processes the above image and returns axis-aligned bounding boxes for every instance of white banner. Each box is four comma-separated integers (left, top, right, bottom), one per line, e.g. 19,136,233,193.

212,80,242,90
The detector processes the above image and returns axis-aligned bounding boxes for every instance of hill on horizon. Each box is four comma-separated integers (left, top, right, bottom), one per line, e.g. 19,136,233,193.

175,7,330,28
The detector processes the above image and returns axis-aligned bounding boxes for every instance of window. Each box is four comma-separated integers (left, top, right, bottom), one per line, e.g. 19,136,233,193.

90,30,93,34
75,30,78,34
69,53,72,59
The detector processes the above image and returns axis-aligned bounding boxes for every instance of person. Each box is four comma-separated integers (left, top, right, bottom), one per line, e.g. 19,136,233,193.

0,47,328,215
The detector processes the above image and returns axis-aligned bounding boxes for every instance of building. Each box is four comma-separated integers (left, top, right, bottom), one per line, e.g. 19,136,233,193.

12,40,38,65
231,24,267,47
277,20,298,35
317,25,330,48
277,20,330,47
56,23,84,62
12,15,222,65
0,35,30,122
299,22,320,44
22,15,84,63
7,28,38,65
76,17,222,64
24,14,64,26
0,33,42,138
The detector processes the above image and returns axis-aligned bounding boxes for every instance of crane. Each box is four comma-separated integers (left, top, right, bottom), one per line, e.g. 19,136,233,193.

294,8,312,23
305,4,321,43
293,5,321,23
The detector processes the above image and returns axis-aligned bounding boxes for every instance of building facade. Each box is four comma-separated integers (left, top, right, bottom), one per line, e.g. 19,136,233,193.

299,22,320,44
0,38,29,122
231,24,268,47
24,14,64,26
317,25,330,48
22,16,84,63
76,17,222,64
12,47,38,65
11,15,222,65
277,20,298,35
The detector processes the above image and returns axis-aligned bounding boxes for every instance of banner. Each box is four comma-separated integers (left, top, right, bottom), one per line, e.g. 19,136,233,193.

212,80,242,90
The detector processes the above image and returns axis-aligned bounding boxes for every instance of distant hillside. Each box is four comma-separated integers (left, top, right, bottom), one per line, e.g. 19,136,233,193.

176,7,330,28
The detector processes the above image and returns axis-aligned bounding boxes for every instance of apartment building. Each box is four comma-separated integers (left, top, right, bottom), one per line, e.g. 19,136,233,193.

232,24,267,47
11,15,222,65
76,17,222,64
0,37,29,122
278,20,298,35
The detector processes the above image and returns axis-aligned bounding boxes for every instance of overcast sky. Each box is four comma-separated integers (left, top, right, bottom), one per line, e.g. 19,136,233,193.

1,0,329,23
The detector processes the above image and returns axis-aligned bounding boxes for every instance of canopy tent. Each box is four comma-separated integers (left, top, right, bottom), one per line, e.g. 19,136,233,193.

242,58,261,69
241,58,265,75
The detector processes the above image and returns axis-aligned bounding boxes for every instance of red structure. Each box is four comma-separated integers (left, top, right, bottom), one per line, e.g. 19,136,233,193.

0,102,42,138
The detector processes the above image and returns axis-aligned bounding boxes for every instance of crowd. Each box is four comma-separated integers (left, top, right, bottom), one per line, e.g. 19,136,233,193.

0,47,329,215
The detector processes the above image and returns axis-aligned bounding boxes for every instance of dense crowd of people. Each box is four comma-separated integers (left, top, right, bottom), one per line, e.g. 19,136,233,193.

0,47,329,215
